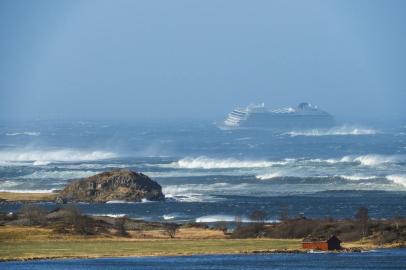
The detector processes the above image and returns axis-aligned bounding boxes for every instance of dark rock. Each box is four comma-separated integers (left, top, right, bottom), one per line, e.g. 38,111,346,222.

58,170,165,203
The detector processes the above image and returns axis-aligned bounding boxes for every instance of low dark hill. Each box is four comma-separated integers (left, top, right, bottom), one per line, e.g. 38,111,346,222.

57,170,164,203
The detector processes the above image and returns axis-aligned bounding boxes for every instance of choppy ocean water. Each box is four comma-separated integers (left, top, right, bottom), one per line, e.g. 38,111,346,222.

1,120,406,221
1,249,406,270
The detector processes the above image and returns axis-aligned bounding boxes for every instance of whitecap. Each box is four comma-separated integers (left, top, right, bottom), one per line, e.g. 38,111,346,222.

5,131,41,136
386,175,406,187
91,214,127,218
163,214,176,220
339,175,379,181
20,170,96,180
256,172,286,180
0,149,117,165
309,154,406,167
195,214,279,223
285,126,378,137
167,156,285,169
343,154,406,166
0,189,56,193
0,180,19,188
105,200,132,204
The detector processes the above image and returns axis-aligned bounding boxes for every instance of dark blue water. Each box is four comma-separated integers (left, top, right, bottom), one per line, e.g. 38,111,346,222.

1,249,405,270
1,190,406,222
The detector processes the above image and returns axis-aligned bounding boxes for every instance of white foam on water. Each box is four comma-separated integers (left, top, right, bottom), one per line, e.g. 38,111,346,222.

105,200,134,204
342,154,406,166
163,183,252,202
168,156,286,169
386,175,406,187
165,193,219,202
195,214,279,223
0,189,56,193
105,199,155,204
196,215,243,223
0,180,19,188
308,154,406,167
163,183,231,195
0,149,117,165
285,126,378,137
20,170,96,180
163,214,176,220
339,175,379,181
256,172,286,180
5,131,41,136
92,214,127,218
33,160,51,166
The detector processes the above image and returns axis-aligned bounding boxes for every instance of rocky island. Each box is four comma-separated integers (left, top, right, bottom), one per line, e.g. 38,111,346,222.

57,170,165,203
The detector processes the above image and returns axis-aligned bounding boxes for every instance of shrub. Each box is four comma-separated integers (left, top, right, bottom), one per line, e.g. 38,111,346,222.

115,217,129,237
55,205,96,235
19,204,48,226
163,223,179,238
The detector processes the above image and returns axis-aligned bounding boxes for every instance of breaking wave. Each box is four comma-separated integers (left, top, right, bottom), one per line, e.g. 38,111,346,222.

386,175,406,187
91,214,127,218
338,154,406,166
0,149,117,165
163,183,233,202
256,171,294,180
21,170,96,180
0,180,19,189
339,174,379,181
195,214,278,223
0,189,56,193
309,154,406,167
169,156,286,169
286,126,378,137
5,131,40,136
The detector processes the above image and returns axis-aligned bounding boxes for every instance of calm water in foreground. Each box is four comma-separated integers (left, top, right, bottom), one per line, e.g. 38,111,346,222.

1,249,405,270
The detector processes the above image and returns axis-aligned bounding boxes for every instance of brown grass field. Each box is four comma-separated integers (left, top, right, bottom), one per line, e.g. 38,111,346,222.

0,226,302,261
0,192,57,202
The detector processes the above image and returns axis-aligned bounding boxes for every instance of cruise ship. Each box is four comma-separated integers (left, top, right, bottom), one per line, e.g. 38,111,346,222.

220,102,335,130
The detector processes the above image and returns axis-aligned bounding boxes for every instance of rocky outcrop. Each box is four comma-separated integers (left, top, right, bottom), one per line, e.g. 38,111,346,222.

57,170,164,203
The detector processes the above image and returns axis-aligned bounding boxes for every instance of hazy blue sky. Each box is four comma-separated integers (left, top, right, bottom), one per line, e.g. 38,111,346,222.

1,0,405,121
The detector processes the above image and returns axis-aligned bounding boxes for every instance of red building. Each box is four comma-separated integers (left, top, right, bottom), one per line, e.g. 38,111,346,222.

302,235,342,251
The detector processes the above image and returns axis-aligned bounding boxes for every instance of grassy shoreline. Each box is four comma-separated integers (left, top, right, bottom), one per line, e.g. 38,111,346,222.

0,226,401,262
1,192,405,262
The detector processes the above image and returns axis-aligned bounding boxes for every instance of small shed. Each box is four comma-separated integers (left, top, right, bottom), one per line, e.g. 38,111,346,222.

302,235,342,251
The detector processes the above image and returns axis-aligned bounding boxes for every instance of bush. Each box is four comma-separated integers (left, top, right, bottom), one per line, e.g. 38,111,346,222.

19,204,48,226
213,221,228,233
163,223,179,238
53,205,96,235
115,217,129,237
374,231,399,245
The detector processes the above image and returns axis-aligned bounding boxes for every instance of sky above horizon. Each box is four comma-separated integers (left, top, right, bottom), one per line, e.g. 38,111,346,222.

1,0,405,121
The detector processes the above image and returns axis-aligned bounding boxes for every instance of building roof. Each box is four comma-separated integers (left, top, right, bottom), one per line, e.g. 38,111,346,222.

303,235,341,243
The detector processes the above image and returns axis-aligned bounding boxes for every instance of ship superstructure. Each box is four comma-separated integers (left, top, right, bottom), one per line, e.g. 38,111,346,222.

221,102,334,130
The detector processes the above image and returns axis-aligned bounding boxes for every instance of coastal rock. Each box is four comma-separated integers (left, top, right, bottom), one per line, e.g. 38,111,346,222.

57,170,164,203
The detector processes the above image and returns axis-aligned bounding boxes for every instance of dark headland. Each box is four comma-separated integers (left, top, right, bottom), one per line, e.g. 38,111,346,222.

57,170,165,203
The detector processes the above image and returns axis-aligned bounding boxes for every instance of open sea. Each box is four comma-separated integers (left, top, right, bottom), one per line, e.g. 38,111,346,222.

0,119,406,221
1,119,406,268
